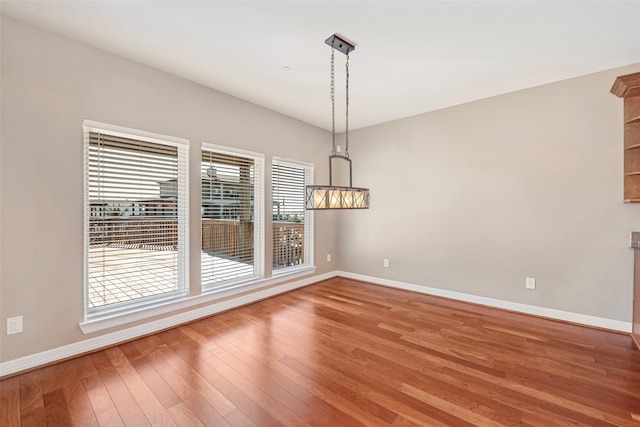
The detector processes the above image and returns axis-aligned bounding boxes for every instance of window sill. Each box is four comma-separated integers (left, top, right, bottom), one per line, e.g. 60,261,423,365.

272,264,317,278
79,266,316,334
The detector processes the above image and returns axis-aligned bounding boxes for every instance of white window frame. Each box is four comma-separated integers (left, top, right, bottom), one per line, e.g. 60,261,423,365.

79,131,317,334
83,120,189,322
272,156,314,276
201,142,265,292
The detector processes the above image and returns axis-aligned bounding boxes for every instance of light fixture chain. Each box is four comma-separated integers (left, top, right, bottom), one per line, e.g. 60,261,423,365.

331,47,336,155
305,34,369,211
345,52,350,157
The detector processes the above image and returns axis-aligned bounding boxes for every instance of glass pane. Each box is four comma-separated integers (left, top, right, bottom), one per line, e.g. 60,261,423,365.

87,131,186,313
272,162,306,269
201,150,256,289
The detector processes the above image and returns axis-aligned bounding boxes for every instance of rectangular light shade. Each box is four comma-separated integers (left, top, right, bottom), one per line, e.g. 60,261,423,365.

305,185,369,209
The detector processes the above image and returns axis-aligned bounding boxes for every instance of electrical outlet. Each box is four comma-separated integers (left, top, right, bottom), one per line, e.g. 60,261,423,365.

7,316,23,335
327,253,332,262
336,145,342,153
383,259,390,268
525,277,536,290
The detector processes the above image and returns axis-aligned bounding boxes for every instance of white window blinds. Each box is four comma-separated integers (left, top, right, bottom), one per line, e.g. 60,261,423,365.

201,144,264,290
272,158,314,271
84,122,188,318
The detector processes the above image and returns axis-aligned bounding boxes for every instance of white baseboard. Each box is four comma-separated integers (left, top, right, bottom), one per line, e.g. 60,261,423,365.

0,271,336,378
336,271,632,333
1,270,631,377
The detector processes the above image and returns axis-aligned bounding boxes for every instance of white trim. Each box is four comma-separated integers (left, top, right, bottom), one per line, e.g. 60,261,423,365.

80,266,316,334
83,121,190,323
336,271,632,333
271,158,315,271
176,142,190,297
202,142,265,159
83,126,90,321
272,156,314,168
1,269,328,378
200,143,266,288
272,264,317,279
304,166,314,266
83,119,189,146
254,156,266,278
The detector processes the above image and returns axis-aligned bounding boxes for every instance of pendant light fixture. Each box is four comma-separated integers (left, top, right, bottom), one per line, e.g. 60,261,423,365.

305,34,370,210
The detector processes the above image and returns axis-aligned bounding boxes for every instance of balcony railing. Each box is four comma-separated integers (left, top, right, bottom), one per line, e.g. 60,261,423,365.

88,217,304,266
273,221,304,268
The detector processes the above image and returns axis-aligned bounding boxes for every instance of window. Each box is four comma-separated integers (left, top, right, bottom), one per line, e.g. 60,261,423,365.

84,121,189,319
201,144,264,290
272,157,314,272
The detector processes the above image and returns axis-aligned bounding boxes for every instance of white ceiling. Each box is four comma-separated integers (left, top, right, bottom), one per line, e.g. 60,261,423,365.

2,1,640,131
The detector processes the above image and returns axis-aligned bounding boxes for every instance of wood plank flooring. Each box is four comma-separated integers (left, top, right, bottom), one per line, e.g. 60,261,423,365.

2,277,640,426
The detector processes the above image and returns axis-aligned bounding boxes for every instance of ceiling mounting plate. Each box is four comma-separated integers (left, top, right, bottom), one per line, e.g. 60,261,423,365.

325,34,355,55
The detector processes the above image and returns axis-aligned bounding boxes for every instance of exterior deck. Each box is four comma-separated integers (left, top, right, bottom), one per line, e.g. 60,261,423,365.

88,247,253,309
88,218,303,309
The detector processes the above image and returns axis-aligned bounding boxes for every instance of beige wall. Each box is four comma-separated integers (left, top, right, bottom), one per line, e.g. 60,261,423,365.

0,16,338,362
3,14,640,366
339,63,640,321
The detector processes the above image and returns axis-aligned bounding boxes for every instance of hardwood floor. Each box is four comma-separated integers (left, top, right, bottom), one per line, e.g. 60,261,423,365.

2,277,640,426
